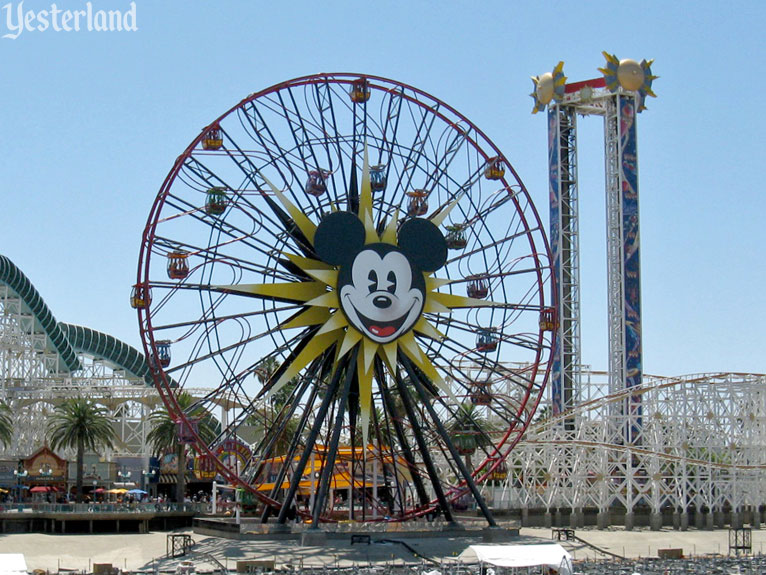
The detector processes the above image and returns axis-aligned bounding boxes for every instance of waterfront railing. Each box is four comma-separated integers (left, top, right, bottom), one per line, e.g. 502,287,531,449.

0,502,209,514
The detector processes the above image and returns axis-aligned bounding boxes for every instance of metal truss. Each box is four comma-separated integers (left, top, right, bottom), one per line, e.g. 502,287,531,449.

484,368,766,529
549,104,582,417
552,84,643,406
0,283,152,461
602,97,626,396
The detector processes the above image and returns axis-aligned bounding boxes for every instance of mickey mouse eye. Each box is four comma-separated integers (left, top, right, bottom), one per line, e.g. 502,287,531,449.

386,271,397,294
368,270,378,293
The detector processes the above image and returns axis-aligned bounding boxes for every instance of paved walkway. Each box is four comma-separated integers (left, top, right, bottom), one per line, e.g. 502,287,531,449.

2,526,765,572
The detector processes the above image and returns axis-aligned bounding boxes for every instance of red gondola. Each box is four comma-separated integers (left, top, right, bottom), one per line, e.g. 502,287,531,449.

466,274,490,299
167,251,190,280
305,170,330,196
539,308,556,332
349,78,371,103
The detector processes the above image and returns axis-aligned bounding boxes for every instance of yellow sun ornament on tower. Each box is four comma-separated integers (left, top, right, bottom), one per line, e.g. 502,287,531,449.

599,52,658,111
214,147,491,445
530,61,567,114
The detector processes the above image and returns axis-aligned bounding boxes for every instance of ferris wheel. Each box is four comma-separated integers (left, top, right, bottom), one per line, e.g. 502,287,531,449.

134,73,554,524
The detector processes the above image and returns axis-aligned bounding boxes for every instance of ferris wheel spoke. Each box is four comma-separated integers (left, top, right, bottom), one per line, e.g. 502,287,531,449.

163,319,304,378
423,126,475,195
394,101,441,198
238,101,304,189
280,88,336,189
250,376,317,501
321,86,355,201
177,154,320,261
156,196,278,266
181,155,243,195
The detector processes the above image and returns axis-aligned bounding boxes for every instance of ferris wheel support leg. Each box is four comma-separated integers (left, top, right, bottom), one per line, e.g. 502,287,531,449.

262,377,317,524
310,349,358,528
394,361,457,524
274,354,347,525
401,355,498,528
376,360,431,513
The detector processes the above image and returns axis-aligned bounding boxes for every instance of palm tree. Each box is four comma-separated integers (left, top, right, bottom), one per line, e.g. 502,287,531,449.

147,393,219,503
0,401,13,448
47,397,116,503
447,402,494,471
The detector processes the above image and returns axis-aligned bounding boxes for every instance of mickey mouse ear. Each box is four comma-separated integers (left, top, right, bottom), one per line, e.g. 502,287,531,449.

398,218,447,272
314,211,366,266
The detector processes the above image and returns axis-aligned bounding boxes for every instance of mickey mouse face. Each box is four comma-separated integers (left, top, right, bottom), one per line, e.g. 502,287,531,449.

339,244,425,343
314,211,447,345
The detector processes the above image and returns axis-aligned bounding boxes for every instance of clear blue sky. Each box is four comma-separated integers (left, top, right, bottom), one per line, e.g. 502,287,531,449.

1,0,763,377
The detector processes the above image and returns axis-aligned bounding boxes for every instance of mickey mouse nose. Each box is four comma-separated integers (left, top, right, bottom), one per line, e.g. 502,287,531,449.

372,295,392,309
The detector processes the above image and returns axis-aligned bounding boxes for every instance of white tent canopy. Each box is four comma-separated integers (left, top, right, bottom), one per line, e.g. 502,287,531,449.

0,554,28,575
465,544,573,574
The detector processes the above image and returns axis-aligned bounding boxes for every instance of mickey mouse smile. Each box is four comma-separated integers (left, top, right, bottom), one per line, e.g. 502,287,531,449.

343,293,421,341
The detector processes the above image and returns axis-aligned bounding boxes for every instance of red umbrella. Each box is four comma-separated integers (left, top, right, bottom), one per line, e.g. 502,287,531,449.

30,486,54,493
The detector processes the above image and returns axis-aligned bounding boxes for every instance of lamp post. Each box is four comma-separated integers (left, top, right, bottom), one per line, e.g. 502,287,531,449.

13,463,28,508
143,469,157,498
117,468,132,485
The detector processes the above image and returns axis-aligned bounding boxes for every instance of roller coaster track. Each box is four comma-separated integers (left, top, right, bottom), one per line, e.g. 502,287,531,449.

0,254,152,383
521,370,766,471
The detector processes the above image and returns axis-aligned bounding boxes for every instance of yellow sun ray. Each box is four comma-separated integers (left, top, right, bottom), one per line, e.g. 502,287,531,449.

269,330,344,397
361,337,378,375
380,209,400,245
429,194,463,228
413,317,445,340
337,328,363,360
423,297,451,314
215,281,327,302
285,253,333,271
397,331,452,397
304,291,339,308
362,209,379,244
426,276,452,290
260,173,317,244
359,144,373,223
279,307,332,330
356,356,374,447
380,342,398,374
315,310,349,336
303,268,338,286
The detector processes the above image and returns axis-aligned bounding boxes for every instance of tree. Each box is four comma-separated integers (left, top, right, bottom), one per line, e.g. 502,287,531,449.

0,401,12,448
447,402,494,471
47,397,116,503
147,392,219,503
